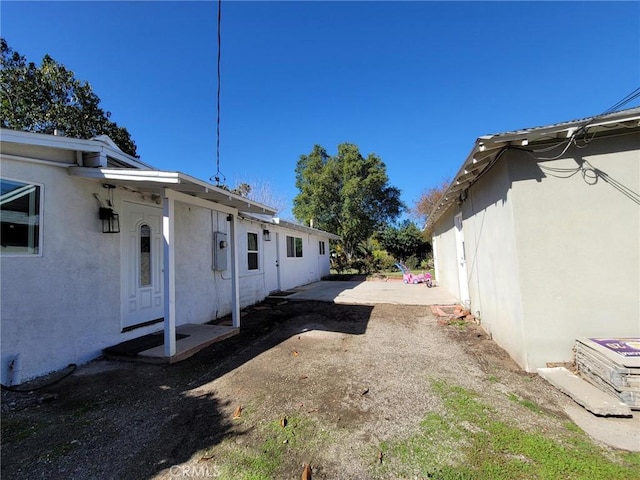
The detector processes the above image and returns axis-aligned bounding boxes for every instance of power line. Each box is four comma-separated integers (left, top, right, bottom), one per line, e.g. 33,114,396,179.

601,86,640,115
211,0,225,185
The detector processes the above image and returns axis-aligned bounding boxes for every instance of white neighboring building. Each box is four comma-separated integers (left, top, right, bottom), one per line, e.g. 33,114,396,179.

0,129,338,384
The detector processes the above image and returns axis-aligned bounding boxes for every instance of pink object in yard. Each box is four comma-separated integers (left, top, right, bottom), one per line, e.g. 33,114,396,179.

395,263,433,287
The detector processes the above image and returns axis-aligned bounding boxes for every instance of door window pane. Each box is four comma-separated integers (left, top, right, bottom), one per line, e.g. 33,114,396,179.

140,224,151,286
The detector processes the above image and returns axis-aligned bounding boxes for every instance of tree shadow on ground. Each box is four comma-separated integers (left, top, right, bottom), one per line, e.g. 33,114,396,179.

0,300,373,479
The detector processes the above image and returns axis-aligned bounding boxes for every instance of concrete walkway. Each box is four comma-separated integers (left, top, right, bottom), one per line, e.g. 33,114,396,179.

282,279,459,306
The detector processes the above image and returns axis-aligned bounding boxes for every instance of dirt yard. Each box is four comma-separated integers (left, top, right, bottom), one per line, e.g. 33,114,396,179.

1,299,637,479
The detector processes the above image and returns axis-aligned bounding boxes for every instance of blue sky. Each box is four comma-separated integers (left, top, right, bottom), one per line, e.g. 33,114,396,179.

2,1,639,220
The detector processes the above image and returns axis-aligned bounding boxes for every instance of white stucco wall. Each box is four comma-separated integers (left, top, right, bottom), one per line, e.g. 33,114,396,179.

237,217,273,307
276,229,325,291
173,202,232,324
2,144,338,384
509,133,640,369
0,157,163,383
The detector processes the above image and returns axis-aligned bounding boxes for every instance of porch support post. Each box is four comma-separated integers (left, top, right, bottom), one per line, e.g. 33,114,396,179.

229,213,241,328
163,191,177,357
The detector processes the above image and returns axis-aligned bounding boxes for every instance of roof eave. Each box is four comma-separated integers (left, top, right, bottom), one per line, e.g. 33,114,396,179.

0,128,152,170
426,107,640,231
68,167,277,215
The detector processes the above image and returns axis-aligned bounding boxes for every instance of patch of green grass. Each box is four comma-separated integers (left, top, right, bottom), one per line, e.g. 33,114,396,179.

507,392,543,414
374,379,640,479
449,319,468,330
214,414,328,480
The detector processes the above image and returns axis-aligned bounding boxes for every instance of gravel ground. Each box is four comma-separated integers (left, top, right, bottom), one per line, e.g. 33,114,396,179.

0,299,608,479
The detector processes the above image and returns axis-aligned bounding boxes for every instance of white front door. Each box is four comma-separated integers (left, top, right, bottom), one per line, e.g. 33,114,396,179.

454,213,470,307
121,201,164,329
264,231,281,293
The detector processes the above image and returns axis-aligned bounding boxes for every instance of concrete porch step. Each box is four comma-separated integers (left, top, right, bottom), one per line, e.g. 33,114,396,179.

138,324,239,363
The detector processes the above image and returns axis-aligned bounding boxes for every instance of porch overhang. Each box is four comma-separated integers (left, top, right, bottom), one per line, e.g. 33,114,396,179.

67,167,277,215
68,166,274,362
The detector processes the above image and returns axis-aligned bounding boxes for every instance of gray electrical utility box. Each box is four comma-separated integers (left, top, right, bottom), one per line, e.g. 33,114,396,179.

213,232,228,271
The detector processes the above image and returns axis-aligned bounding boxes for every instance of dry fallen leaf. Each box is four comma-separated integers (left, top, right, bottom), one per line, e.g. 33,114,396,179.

299,375,308,380
232,405,242,419
361,387,370,396
301,462,312,480
378,450,383,463
280,416,287,428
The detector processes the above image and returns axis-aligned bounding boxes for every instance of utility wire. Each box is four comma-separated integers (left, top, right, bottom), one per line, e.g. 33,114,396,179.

521,86,640,161
211,0,225,185
600,86,640,115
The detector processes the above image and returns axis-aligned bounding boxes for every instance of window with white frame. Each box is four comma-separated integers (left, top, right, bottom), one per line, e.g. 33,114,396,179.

1,178,42,255
247,232,259,270
286,235,303,258
319,240,326,255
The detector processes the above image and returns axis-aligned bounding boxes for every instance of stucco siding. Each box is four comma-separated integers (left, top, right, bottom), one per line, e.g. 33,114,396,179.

432,208,460,297
0,158,160,383
461,159,527,368
174,202,233,324
237,217,274,307
509,133,640,369
277,231,321,291
1,137,339,384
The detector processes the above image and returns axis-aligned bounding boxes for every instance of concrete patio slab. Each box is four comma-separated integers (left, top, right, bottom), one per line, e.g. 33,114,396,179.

138,324,239,363
281,279,459,306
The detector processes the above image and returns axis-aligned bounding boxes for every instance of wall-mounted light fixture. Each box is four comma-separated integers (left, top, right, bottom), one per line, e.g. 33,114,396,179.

263,229,271,241
99,184,120,233
99,207,120,233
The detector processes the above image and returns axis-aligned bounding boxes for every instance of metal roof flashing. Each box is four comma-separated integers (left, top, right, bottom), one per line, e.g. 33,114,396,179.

426,107,640,231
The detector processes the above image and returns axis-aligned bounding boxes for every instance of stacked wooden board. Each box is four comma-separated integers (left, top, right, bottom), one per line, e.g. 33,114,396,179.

575,338,640,410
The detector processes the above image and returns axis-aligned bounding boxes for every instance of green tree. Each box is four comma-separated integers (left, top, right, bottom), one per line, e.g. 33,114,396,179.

293,143,404,258
1,38,137,156
378,219,431,264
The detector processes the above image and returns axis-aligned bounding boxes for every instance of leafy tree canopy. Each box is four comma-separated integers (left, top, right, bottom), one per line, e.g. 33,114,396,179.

1,38,137,156
378,219,430,263
293,143,404,257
